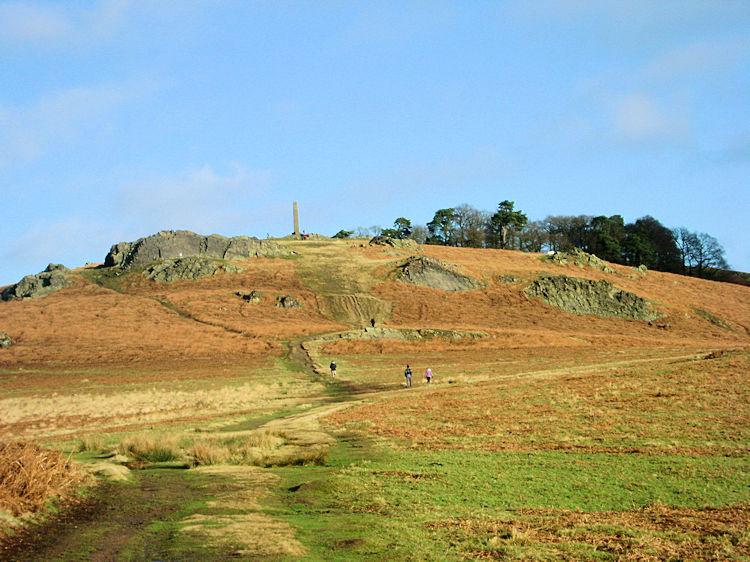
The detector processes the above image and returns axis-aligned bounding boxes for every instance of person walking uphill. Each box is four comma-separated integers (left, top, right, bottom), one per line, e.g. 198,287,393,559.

425,367,432,383
330,360,337,377
404,365,412,388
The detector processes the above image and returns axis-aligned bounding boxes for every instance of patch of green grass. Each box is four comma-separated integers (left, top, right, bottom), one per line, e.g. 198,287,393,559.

692,307,735,331
269,430,749,560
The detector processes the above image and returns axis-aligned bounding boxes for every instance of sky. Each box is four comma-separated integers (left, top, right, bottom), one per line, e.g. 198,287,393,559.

2,1,749,286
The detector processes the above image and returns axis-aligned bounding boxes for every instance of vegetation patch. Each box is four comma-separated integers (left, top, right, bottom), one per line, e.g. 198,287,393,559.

692,307,734,331
0,441,89,539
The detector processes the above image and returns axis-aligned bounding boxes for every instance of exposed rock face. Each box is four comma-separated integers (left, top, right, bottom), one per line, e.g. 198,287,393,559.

105,230,288,268
525,275,660,321
1,264,72,301
545,249,615,273
143,257,244,283
277,295,301,308
0,332,12,348
396,256,482,292
369,236,417,250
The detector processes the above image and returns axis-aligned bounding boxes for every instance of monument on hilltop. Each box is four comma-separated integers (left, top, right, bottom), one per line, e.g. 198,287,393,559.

293,201,300,237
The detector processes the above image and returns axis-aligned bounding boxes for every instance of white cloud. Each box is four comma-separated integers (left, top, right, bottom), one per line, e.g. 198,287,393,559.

115,164,274,235
612,93,690,143
0,80,159,166
2,218,113,280
645,37,750,81
0,0,131,46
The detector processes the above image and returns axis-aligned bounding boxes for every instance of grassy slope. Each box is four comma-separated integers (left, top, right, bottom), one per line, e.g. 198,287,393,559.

0,238,748,559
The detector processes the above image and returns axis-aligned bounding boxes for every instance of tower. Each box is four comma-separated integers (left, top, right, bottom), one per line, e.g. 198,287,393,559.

293,201,300,237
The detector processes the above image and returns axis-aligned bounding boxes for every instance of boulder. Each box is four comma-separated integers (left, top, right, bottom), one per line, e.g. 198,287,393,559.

0,332,12,348
236,290,262,303
545,249,615,273
396,256,482,292
276,295,301,308
1,264,72,301
525,275,660,321
369,236,417,250
104,230,289,268
143,257,243,283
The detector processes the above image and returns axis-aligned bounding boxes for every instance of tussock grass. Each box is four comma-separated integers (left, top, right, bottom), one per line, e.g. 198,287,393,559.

0,441,88,521
189,430,328,468
117,433,183,463
74,434,105,453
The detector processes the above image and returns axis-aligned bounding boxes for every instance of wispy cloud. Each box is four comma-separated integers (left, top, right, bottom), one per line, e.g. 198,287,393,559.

1,218,112,281
114,164,274,235
0,80,159,166
645,37,750,81
612,93,690,144
0,0,131,46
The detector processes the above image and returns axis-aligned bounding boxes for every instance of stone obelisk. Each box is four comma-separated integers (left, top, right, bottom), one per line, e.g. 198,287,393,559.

293,201,300,237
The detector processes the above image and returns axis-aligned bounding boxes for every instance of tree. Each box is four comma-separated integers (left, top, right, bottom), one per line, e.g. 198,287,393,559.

426,208,457,245
518,220,548,252
394,217,412,239
409,225,428,244
624,216,680,272
487,201,528,249
332,229,354,239
588,215,625,263
381,217,413,239
453,204,488,248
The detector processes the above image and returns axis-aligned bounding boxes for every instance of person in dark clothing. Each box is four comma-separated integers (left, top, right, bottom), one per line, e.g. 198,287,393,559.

404,364,412,387
330,361,337,377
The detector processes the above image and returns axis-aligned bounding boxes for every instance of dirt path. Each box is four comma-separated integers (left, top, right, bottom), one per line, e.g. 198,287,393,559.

1,342,715,559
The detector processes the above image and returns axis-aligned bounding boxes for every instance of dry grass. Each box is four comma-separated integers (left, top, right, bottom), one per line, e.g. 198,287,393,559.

324,350,750,456
0,441,89,521
117,432,183,463
189,430,328,468
432,503,750,560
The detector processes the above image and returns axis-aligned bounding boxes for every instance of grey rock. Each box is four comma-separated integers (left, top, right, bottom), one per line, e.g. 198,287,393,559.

545,249,616,273
396,256,482,292
276,295,301,308
236,290,262,303
525,275,660,321
369,236,417,250
1,264,72,301
105,230,288,268
144,256,243,283
0,332,12,348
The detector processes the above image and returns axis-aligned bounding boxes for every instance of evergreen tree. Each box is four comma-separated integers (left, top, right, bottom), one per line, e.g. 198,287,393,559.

487,201,527,249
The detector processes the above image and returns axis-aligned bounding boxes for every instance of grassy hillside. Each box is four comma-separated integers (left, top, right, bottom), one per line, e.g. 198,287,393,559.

0,238,748,559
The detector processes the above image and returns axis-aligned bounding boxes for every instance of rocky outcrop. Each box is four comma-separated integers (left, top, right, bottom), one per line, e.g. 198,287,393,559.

143,257,244,283
545,249,615,273
1,264,72,301
396,256,482,292
105,230,289,268
525,275,660,321
277,295,302,309
369,236,417,250
0,332,12,348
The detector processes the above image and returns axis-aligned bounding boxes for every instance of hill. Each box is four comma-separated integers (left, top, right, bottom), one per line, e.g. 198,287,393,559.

0,234,748,559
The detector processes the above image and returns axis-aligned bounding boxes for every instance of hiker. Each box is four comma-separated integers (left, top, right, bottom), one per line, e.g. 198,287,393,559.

425,367,432,383
330,360,337,377
370,318,376,328
404,364,412,388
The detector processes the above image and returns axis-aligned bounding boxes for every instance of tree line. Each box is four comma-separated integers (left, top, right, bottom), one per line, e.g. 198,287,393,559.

334,201,745,285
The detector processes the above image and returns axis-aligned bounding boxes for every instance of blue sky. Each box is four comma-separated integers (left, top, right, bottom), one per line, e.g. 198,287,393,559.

2,1,749,285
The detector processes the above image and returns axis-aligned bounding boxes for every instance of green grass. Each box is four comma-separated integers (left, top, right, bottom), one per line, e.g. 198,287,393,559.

268,429,749,560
